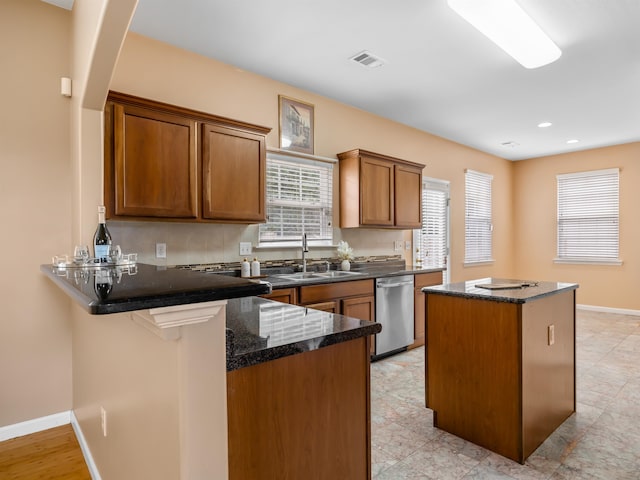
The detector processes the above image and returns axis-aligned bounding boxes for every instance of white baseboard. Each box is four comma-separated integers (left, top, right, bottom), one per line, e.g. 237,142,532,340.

0,411,71,442
0,410,101,480
71,411,102,480
577,304,640,317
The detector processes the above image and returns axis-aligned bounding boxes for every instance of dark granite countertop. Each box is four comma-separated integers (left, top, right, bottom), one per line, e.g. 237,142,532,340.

422,277,578,304
41,263,271,314
225,296,381,371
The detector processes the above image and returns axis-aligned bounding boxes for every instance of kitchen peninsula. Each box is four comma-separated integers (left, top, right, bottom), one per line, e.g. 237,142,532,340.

422,278,578,464
41,262,381,479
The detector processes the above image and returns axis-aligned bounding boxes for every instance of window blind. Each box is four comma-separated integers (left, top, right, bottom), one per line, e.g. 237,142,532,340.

418,179,449,269
556,168,620,263
259,154,333,246
465,169,493,264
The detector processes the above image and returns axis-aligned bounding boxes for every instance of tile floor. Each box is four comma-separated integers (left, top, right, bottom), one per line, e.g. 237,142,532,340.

370,309,640,479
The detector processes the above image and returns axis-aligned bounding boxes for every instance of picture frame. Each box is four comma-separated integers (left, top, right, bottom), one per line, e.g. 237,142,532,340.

279,95,314,155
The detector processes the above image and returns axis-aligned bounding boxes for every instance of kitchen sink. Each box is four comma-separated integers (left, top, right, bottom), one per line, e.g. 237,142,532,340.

313,271,363,278
274,270,363,282
273,272,319,281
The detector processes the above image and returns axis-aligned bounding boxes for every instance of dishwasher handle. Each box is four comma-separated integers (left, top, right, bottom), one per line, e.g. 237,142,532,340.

377,281,414,288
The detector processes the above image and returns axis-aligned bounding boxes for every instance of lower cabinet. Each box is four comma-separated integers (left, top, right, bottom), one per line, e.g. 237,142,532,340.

342,295,376,355
410,271,443,349
264,271,443,352
227,336,371,479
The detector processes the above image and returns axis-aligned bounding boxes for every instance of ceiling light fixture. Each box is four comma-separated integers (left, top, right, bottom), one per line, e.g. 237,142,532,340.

538,122,552,128
566,139,579,144
447,0,562,69
501,141,519,148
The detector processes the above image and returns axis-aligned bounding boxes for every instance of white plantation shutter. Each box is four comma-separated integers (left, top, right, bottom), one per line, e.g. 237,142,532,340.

556,168,620,264
465,169,493,264
259,154,333,246
418,179,449,268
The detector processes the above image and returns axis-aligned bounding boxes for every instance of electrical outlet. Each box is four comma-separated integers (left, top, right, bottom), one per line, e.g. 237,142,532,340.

100,406,108,437
548,325,555,346
156,243,167,259
239,242,252,256
405,241,411,251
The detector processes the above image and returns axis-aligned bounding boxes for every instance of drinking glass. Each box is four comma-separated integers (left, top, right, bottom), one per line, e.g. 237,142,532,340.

73,245,90,265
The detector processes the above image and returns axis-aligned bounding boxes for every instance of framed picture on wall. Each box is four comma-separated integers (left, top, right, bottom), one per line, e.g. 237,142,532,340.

279,95,314,155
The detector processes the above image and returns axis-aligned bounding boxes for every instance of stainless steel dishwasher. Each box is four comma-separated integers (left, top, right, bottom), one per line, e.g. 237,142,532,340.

374,275,414,359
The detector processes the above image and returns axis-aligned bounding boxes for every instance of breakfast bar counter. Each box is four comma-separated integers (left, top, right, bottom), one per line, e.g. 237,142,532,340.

422,278,578,463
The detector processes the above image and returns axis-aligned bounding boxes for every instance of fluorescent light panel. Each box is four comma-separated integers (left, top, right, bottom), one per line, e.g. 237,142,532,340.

448,0,561,69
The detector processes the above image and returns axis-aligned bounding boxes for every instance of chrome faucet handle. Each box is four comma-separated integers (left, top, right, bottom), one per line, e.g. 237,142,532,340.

325,261,331,272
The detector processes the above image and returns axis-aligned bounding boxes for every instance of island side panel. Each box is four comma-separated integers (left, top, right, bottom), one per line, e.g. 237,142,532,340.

426,294,522,462
227,336,371,480
521,289,576,459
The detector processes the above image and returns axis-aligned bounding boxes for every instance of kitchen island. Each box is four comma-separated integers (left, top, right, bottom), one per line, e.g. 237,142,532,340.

41,262,380,479
422,278,578,464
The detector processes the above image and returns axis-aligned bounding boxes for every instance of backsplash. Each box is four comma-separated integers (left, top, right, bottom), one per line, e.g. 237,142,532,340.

175,254,405,273
107,221,411,266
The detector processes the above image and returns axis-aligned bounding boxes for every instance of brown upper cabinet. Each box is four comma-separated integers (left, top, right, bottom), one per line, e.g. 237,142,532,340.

337,149,424,228
104,91,270,223
201,123,266,222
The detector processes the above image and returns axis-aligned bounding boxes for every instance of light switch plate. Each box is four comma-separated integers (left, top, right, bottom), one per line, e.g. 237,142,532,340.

548,325,555,346
394,240,402,252
239,242,252,256
405,241,411,250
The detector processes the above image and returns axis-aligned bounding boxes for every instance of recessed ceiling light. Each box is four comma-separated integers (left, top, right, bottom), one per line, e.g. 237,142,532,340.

538,122,552,128
566,139,579,144
501,141,519,148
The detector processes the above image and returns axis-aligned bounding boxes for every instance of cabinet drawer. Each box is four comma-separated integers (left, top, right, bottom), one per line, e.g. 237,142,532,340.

414,271,443,288
299,279,374,305
261,287,297,304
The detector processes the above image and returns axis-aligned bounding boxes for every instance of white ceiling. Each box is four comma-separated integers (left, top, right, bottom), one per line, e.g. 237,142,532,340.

94,1,640,160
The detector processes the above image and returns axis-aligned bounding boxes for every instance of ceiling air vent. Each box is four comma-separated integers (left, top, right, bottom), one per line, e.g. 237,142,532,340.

350,50,386,68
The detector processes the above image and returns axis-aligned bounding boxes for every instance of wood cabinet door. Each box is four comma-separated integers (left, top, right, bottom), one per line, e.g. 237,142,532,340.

394,164,422,228
260,287,297,304
410,271,443,349
201,123,266,222
111,103,197,218
342,295,376,356
360,156,394,226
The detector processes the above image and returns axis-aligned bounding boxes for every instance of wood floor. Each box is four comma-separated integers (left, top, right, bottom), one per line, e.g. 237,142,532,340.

0,424,90,479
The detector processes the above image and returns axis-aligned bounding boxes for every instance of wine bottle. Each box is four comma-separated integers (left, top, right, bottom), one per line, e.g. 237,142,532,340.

93,206,112,262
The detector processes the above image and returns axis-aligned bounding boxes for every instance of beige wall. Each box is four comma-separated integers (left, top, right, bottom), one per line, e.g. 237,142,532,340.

513,142,640,310
109,33,516,282
0,0,73,426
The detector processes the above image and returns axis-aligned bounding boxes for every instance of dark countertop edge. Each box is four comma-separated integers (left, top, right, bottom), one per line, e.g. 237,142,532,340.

226,322,381,372
87,284,271,314
41,264,271,315
421,282,578,304
265,265,444,288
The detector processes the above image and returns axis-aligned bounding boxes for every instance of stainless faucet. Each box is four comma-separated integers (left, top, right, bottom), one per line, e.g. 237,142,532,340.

301,233,308,272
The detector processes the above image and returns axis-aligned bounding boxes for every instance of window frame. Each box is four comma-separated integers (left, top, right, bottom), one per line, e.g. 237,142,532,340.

464,169,494,266
414,178,450,276
258,152,334,248
555,168,621,265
